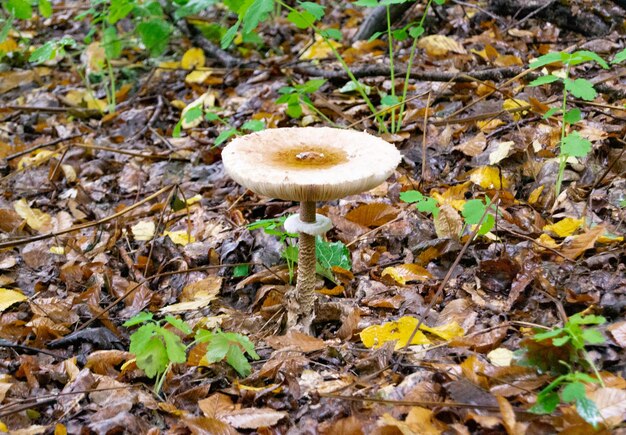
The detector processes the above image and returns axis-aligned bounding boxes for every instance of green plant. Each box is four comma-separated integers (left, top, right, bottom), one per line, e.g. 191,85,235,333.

527,50,609,197
247,217,352,284
124,312,260,393
277,78,336,125
28,37,77,64
1,0,52,41
173,105,265,144
517,312,607,426
400,190,497,236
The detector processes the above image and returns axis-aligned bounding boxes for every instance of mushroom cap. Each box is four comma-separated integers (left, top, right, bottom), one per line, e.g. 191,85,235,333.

222,127,401,202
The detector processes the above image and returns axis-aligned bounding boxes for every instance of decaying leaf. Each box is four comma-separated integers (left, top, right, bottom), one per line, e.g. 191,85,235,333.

381,263,432,285
0,288,27,312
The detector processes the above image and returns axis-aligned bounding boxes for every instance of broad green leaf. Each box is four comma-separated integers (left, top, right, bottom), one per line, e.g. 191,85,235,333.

563,108,581,124
298,78,326,94
569,313,606,325
542,107,559,119
462,199,495,235
391,28,408,41
568,50,608,69
564,78,596,101
195,329,213,343
183,105,204,124
400,190,439,217
29,41,57,64
204,111,221,121
103,26,122,59
129,324,158,355
108,0,134,24
205,333,230,362
581,328,605,345
38,0,52,18
381,94,400,106
232,264,249,277
285,100,303,118
241,119,265,132
529,52,564,69
5,0,32,19
528,74,559,86
287,10,315,29
136,336,169,377
552,335,570,347
223,332,259,358
316,239,351,272
354,0,379,6
241,0,273,35
123,311,154,327
300,1,325,20
408,25,424,38
612,47,626,64
161,328,187,364
165,316,193,334
533,328,564,341
530,391,560,414
0,20,12,44
225,345,251,376
561,131,591,157
137,18,171,56
561,382,586,403
575,396,602,426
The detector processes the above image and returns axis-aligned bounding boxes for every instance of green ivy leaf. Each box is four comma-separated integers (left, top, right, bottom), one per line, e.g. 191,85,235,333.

561,131,591,157
528,74,560,86
564,78,596,101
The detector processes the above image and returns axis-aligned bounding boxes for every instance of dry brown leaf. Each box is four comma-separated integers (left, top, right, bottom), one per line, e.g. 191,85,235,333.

560,225,605,260
454,133,487,157
160,276,221,313
264,330,326,352
220,408,287,429
434,205,463,239
198,393,236,419
417,35,466,56
497,396,527,435
345,203,399,227
587,388,626,427
607,321,626,348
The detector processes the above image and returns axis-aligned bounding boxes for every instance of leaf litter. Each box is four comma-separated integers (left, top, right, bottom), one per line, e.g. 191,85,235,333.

0,0,625,433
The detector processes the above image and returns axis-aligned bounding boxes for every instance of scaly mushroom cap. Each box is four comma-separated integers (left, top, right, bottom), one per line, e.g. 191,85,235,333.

222,127,401,202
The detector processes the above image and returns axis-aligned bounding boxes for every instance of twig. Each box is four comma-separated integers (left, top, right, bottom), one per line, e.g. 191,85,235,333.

5,134,82,161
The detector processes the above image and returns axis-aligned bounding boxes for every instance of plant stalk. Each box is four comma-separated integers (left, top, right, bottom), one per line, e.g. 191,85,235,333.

555,64,571,197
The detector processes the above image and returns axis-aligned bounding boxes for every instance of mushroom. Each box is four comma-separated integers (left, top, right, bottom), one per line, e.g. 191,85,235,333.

222,127,401,330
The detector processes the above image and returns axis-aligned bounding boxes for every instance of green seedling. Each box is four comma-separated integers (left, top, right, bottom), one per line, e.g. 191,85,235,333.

28,37,77,64
518,312,606,426
173,106,265,144
277,79,336,125
527,50,609,197
125,312,260,392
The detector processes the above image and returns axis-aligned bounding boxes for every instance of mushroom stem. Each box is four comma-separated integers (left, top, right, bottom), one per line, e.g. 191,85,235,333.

295,200,317,322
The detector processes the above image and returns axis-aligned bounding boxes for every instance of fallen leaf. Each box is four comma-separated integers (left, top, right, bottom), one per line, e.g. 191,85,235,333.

469,166,509,189
160,277,221,313
13,199,52,232
454,132,487,157
300,35,341,60
0,288,27,312
381,264,432,285
181,47,205,69
586,388,626,427
489,141,514,164
420,322,464,341
543,217,585,237
607,321,626,348
265,330,326,352
434,205,463,239
560,225,605,260
417,34,466,56
477,118,505,132
131,221,156,241
164,230,196,246
220,408,287,429
360,316,431,350
345,203,399,227
502,98,530,120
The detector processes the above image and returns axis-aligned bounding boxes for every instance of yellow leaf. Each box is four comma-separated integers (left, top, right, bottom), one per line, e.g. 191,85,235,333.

469,166,509,189
54,423,68,435
185,194,203,205
360,316,431,350
181,47,205,69
420,321,464,340
82,42,106,74
61,164,77,182
0,420,7,432
185,70,212,84
158,60,180,69
417,34,466,57
476,118,504,132
13,198,52,232
536,233,559,249
430,181,471,211
381,264,432,285
597,233,623,244
543,217,584,238
131,221,156,241
164,230,195,246
528,185,544,205
0,37,18,53
0,288,27,312
83,93,107,111
17,149,57,169
488,141,514,165
50,246,66,255
503,98,530,120
300,36,341,60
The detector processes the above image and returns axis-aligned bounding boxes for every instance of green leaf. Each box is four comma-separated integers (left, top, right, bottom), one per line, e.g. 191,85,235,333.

241,119,265,132
561,382,586,403
533,328,564,341
241,0,273,35
205,333,230,362
300,2,325,20
564,78,596,101
165,316,192,334
123,311,154,327
129,324,158,355
214,128,238,146
137,18,171,56
0,20,12,44
320,28,342,40
354,0,379,6
561,131,591,157
530,52,564,69
232,264,250,277
570,372,600,384
528,74,560,87
103,26,122,59
552,335,570,347
433,0,446,4
286,100,303,118
368,31,384,42
29,41,57,64
195,329,213,343
569,313,606,326
563,108,581,124
108,0,134,24
5,0,32,20
221,20,240,49
38,0,52,18
399,190,439,217
223,332,259,358
391,28,408,41
161,328,187,364
461,199,486,225
339,80,371,94
569,50,609,69
612,47,626,65
175,0,219,20
136,336,169,378
287,10,315,29
575,396,602,426
225,344,252,376
381,94,400,106
316,238,351,282
408,25,424,38
298,78,326,94
581,328,605,345
530,391,560,414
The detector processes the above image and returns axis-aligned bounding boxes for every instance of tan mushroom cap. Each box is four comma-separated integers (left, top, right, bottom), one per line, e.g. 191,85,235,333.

222,127,401,202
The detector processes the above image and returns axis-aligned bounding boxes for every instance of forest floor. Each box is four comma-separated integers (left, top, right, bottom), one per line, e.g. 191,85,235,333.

0,0,625,433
